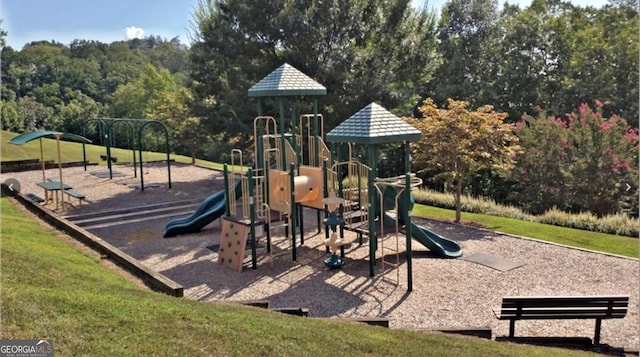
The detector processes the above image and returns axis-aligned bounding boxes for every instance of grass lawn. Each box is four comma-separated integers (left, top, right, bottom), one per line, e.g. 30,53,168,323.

412,204,638,258
0,197,597,357
1,130,231,172
1,130,196,166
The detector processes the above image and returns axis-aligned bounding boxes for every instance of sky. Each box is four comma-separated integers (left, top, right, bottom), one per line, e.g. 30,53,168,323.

1,0,613,50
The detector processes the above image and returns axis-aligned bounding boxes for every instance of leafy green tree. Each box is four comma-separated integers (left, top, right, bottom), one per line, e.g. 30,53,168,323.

15,96,55,130
190,0,440,141
485,0,638,125
557,3,639,126
512,102,638,216
111,64,179,118
0,101,23,132
406,98,520,222
427,0,499,106
148,88,211,163
56,89,103,134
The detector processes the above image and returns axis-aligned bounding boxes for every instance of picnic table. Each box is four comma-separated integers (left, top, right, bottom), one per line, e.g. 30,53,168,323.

37,181,71,209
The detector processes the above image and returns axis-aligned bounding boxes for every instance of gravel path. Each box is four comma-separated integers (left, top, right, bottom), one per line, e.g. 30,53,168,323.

2,163,638,350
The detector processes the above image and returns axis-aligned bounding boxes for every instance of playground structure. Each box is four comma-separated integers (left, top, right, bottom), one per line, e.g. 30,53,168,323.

165,63,462,291
81,118,172,191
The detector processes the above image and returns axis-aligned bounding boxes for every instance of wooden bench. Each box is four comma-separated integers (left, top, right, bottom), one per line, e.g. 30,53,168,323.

64,189,86,205
494,296,629,345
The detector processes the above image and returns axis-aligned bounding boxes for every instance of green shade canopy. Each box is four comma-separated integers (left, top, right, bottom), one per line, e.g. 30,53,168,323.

326,102,421,145
9,130,92,145
9,130,92,209
248,63,326,97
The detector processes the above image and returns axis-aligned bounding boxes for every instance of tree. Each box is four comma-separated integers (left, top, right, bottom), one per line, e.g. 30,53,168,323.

147,88,211,163
426,0,499,107
405,98,520,222
15,96,55,130
485,0,639,125
190,0,440,141
111,64,179,119
512,102,638,216
0,101,22,132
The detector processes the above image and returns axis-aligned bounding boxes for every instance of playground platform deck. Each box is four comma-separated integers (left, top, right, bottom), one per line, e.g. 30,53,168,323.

2,163,638,351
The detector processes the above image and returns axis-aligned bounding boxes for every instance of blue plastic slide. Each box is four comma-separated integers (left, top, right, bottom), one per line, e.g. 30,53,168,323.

163,181,242,238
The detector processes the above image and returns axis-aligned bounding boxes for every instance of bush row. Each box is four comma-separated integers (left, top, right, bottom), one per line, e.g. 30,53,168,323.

413,189,639,237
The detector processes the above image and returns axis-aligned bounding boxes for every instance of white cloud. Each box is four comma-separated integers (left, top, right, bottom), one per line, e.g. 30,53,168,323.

125,26,145,40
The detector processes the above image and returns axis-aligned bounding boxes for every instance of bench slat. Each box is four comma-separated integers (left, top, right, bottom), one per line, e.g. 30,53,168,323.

502,296,628,306
500,307,627,314
499,312,627,320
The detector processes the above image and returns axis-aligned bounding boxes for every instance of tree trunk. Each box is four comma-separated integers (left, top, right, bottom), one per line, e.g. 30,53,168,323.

454,178,462,223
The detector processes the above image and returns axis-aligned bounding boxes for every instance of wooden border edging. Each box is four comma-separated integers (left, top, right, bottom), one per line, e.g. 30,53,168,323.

270,307,309,316
3,187,184,297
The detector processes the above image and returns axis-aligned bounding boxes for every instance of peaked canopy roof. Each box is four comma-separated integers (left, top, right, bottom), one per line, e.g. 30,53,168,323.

326,102,421,145
9,130,92,145
248,63,326,97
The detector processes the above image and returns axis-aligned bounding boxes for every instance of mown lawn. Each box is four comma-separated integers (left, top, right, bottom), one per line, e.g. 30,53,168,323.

412,204,638,258
0,198,596,356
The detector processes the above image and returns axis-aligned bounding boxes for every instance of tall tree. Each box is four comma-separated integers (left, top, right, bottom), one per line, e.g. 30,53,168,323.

406,98,520,222
427,0,499,106
190,0,440,143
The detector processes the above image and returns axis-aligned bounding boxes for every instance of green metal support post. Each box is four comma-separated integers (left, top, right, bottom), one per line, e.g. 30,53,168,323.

367,145,378,277
404,141,413,290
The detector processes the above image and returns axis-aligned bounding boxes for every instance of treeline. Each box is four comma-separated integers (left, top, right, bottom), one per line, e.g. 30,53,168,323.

1,0,638,217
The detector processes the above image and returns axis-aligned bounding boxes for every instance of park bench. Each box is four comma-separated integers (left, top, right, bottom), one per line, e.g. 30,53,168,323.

64,189,86,206
494,295,628,345
26,193,45,203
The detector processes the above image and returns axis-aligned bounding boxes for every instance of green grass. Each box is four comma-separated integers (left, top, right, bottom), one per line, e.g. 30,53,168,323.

0,198,596,357
0,130,220,168
412,204,639,258
1,130,228,172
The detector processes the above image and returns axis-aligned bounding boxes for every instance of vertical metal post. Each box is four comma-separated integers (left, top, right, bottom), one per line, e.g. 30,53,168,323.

289,163,297,261
278,97,286,170
323,160,330,252
367,144,378,277
223,164,230,216
404,141,413,291
106,127,113,179
249,168,257,269
164,127,172,189
137,129,144,191
314,100,322,232
405,173,413,292
82,143,87,171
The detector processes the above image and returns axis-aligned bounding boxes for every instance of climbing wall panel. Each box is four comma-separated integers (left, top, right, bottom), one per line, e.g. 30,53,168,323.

217,218,251,272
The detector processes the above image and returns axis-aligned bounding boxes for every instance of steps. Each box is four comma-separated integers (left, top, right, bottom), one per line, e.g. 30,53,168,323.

63,198,203,230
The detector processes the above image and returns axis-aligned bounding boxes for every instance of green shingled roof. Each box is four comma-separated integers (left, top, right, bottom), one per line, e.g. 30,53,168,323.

326,102,421,145
248,63,326,97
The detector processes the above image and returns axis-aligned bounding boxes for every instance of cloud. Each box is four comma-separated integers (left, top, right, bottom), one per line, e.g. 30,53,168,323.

125,26,144,40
